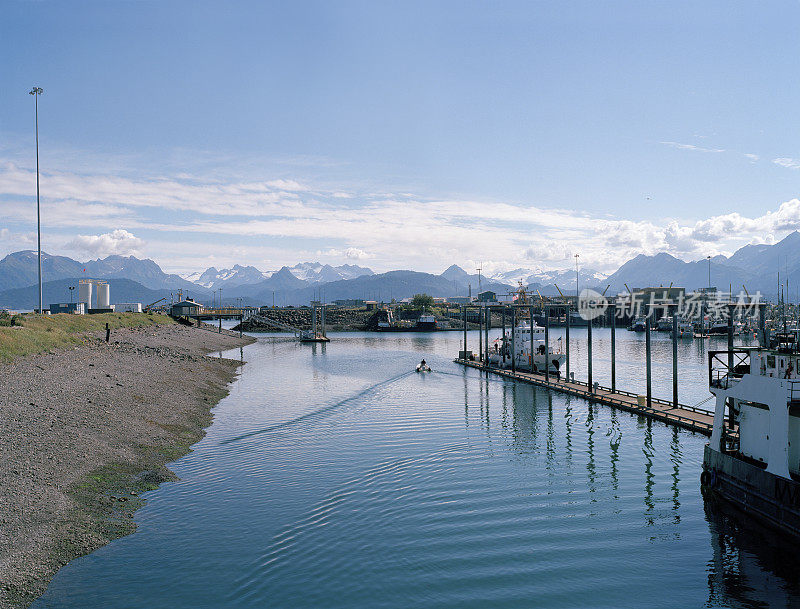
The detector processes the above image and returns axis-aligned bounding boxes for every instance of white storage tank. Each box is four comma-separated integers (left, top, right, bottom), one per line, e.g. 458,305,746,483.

78,282,93,307
97,283,110,308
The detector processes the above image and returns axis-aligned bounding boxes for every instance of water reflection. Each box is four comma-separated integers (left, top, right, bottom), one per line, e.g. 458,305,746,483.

609,409,620,497
586,404,597,499
643,420,655,525
670,428,682,523
705,499,800,608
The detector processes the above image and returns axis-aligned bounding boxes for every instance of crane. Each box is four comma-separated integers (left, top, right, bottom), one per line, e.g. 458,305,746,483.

144,297,166,312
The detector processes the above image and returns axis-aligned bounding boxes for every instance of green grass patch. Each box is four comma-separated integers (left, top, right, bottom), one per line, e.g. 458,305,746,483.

0,312,175,362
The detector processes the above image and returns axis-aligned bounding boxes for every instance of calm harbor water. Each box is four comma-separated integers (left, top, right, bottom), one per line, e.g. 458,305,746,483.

34,328,800,608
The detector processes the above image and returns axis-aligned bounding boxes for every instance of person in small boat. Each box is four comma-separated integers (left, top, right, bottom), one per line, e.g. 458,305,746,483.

420,359,426,367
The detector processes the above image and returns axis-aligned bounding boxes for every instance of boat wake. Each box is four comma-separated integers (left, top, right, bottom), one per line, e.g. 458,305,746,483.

218,370,416,445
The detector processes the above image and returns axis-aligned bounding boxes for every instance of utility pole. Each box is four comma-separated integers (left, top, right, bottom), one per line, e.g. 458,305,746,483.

476,262,482,294
574,253,580,301
707,255,711,290
29,86,44,313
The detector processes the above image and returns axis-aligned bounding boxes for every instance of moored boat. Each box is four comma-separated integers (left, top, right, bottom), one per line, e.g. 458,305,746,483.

488,319,565,376
415,313,437,330
703,330,800,536
630,316,647,332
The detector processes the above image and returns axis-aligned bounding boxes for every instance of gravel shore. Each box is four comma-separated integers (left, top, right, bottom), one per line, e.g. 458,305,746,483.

0,323,254,608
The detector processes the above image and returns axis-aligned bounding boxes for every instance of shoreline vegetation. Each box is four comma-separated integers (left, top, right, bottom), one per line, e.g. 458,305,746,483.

0,313,254,608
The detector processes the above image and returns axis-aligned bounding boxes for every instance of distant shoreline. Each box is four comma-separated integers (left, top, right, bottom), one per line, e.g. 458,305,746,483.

0,322,254,608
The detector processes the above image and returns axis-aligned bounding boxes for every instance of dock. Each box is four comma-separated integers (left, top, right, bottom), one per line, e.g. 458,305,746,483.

455,358,714,436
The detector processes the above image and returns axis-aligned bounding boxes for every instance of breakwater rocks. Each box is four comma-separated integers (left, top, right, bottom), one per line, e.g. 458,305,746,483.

0,324,253,608
234,308,479,332
235,307,377,332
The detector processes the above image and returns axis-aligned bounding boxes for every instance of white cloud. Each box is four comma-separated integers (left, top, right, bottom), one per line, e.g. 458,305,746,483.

265,179,306,191
744,153,759,162
65,229,145,257
661,141,725,153
321,247,372,260
4,157,800,276
773,157,800,169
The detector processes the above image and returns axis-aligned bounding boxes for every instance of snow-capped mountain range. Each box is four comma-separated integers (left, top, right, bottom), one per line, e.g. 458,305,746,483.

182,262,374,290
489,267,609,290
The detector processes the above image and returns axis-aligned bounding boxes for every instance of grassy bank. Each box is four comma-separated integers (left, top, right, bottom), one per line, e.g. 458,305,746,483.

0,312,175,362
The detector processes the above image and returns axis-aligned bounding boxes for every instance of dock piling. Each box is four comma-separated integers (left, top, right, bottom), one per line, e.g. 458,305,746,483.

611,307,616,392
478,306,483,363
727,304,734,371
545,305,550,383
565,303,571,381
462,305,468,356
501,306,506,367
646,316,652,409
672,309,678,408
529,305,535,370
511,306,516,373
587,317,593,392
484,304,490,366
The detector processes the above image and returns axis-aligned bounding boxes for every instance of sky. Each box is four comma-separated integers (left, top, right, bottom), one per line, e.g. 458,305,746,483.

2,0,800,277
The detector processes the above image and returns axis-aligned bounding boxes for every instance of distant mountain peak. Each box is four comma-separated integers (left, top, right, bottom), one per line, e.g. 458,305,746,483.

440,265,470,281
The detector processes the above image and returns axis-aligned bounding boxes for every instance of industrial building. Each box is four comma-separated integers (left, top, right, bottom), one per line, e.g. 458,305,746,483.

49,302,85,315
170,299,202,316
78,279,114,313
115,303,143,313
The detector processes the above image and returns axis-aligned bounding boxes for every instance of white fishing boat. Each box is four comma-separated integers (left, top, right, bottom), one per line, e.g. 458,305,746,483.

630,316,647,332
656,315,673,332
489,319,565,376
415,313,437,330
703,330,800,536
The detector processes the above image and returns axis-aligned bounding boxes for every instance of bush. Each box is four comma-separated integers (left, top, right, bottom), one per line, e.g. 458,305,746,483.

0,311,19,327
411,294,434,309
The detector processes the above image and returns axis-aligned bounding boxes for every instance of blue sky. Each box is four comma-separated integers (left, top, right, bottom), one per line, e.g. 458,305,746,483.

2,0,800,276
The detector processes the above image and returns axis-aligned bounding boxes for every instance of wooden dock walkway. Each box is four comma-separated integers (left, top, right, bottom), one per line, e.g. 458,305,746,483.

455,358,714,436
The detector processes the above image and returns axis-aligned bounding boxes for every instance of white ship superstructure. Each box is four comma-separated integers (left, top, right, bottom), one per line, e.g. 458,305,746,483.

489,320,565,376
704,330,800,536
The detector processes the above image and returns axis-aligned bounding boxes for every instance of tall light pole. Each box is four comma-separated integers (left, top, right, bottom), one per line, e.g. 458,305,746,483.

29,86,43,313
707,255,711,289
574,253,580,301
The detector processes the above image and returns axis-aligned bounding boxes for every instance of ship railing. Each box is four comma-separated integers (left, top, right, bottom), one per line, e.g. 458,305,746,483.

708,349,750,389
789,380,800,406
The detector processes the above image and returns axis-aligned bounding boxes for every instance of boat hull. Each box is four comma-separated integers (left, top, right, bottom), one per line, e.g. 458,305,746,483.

703,445,800,539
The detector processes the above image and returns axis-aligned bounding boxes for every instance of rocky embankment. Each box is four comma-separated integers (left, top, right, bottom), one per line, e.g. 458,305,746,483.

0,324,254,608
